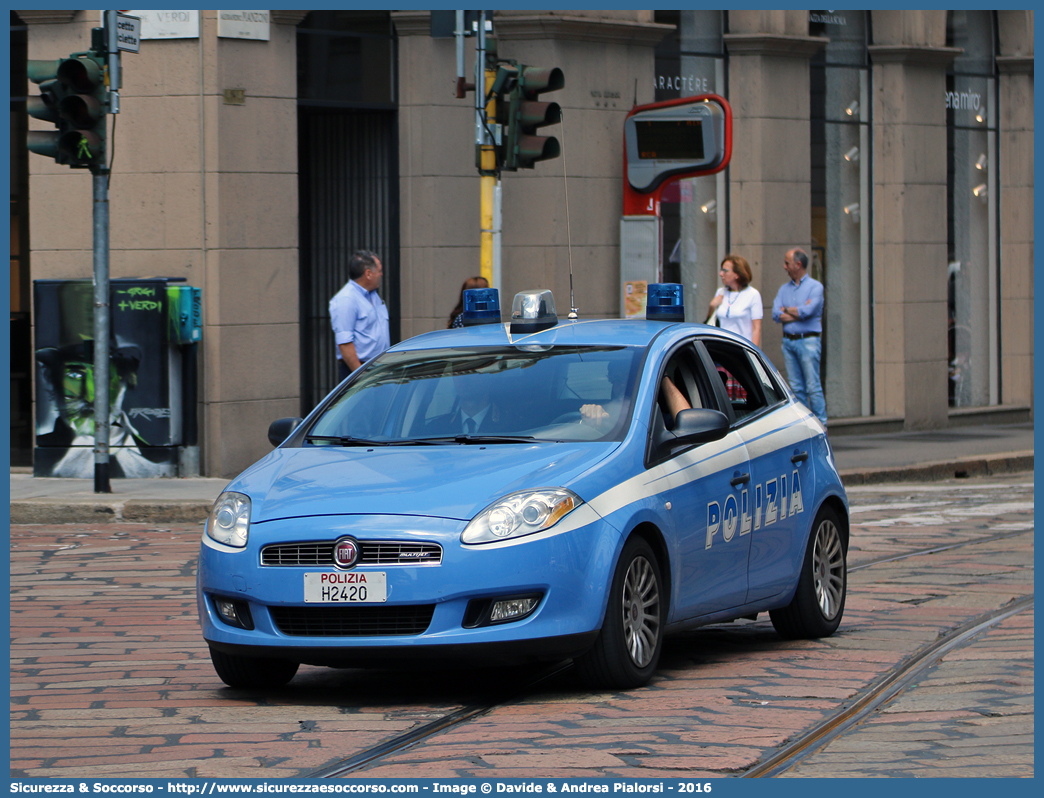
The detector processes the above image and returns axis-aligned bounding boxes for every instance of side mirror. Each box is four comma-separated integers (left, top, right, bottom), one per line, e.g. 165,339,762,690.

651,408,729,463
671,408,729,445
268,417,303,447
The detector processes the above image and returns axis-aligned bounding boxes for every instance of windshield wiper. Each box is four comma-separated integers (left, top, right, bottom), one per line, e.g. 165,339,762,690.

306,435,454,447
423,434,541,445
307,434,544,447
305,434,392,447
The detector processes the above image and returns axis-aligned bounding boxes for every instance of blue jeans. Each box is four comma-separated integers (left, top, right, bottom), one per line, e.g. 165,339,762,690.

782,336,827,424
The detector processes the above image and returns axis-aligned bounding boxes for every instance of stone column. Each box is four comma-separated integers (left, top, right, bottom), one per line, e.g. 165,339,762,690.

996,11,1034,411
200,11,303,477
869,12,959,429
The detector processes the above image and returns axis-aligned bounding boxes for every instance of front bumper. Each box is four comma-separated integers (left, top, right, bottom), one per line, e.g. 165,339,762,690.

197,509,620,665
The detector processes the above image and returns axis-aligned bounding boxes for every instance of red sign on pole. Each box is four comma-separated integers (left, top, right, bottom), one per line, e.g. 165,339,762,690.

622,94,733,217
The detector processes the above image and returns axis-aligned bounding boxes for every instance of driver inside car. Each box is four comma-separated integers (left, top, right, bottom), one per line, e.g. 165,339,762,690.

580,364,691,431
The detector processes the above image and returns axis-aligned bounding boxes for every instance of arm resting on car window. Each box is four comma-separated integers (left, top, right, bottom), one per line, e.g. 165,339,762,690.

660,376,691,421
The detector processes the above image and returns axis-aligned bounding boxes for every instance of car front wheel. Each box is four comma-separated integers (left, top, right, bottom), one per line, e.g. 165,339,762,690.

209,645,299,689
575,536,664,689
770,505,847,639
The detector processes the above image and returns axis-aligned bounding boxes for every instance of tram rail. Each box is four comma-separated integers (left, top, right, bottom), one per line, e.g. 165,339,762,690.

303,525,1034,778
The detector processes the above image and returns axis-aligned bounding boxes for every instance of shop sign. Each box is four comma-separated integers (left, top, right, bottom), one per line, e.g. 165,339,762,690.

809,11,848,25
654,75,715,93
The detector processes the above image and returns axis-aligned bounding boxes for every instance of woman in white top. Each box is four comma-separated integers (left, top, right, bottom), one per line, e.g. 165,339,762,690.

708,254,763,347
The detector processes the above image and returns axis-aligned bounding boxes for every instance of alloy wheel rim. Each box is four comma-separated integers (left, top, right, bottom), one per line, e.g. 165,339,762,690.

812,519,844,619
621,555,660,667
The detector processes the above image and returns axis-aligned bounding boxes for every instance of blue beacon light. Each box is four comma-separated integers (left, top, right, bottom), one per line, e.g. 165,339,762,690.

461,288,502,326
646,283,685,322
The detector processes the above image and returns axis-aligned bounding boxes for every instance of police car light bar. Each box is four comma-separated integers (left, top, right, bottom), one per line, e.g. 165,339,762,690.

646,283,685,322
510,289,558,334
462,287,502,326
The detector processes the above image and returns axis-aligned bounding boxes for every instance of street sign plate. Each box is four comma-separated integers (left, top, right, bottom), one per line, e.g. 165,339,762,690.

116,14,141,53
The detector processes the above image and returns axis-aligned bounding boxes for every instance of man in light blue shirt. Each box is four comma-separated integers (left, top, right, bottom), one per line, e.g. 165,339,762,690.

329,250,390,380
771,248,827,424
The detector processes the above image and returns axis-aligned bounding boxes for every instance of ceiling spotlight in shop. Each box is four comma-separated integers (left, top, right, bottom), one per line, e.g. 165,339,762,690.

972,183,988,204
844,146,859,162
975,153,988,171
700,199,717,218
844,203,860,223
975,110,986,124
845,101,859,117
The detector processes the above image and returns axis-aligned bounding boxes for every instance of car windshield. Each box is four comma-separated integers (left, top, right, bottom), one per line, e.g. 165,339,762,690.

307,345,643,444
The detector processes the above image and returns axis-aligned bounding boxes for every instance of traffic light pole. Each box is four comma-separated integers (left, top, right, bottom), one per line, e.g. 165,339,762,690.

475,13,496,287
92,10,121,493
92,167,111,493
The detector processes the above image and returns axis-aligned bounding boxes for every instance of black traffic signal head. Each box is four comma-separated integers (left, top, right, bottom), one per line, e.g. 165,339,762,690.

520,66,564,96
503,64,564,170
27,60,66,162
26,53,107,169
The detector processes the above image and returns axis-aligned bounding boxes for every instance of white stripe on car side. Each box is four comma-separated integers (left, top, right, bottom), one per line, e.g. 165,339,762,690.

738,404,816,459
587,432,749,519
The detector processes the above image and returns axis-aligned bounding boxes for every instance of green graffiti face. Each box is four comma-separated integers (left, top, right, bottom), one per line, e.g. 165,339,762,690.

59,360,123,435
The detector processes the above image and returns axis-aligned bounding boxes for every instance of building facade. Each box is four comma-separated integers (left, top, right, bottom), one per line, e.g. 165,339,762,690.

11,9,1034,478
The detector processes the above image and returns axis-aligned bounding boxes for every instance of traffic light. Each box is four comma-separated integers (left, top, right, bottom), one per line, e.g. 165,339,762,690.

26,52,107,170
503,65,564,170
26,59,66,163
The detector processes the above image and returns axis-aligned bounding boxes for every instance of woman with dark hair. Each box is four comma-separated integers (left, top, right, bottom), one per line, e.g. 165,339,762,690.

707,254,763,346
448,276,490,328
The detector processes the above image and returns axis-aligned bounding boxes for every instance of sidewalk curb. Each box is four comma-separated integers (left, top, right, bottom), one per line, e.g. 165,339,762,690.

840,451,1034,486
10,500,213,525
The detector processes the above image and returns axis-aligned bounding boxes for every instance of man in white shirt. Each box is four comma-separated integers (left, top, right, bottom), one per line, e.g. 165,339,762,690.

329,250,390,380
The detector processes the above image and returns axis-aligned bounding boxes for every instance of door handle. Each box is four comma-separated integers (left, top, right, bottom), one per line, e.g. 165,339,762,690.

791,451,809,464
730,473,750,487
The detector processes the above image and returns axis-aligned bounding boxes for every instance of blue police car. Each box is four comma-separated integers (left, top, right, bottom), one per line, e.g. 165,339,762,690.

198,287,848,689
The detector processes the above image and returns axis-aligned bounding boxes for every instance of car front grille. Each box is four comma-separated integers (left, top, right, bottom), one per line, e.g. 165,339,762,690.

260,541,443,567
269,605,436,636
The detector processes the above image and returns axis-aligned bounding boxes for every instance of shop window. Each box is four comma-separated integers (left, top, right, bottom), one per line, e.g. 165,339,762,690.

946,11,998,408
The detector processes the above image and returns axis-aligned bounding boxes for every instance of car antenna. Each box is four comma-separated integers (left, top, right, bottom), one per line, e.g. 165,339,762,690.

560,110,578,320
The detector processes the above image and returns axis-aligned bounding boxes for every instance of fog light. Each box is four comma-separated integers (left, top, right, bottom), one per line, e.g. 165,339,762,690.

463,594,543,628
490,597,539,623
214,597,254,630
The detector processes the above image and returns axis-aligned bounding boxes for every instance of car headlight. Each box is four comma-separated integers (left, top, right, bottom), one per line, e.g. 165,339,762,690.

206,492,251,548
462,488,581,544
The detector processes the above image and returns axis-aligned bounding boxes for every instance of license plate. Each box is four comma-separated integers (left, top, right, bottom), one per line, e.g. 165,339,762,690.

304,572,387,603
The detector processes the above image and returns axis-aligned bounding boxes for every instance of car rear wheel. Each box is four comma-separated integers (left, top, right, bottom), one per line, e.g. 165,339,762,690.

770,505,846,639
209,645,299,689
575,536,664,689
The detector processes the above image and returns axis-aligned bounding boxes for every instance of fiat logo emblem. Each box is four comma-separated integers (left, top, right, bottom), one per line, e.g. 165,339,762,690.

334,537,359,569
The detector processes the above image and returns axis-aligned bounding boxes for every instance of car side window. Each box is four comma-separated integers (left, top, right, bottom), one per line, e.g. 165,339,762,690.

748,350,785,406
702,340,773,423
657,343,712,430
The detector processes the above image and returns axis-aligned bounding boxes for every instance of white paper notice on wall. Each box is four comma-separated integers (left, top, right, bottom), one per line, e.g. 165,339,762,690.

124,10,200,40
217,10,271,41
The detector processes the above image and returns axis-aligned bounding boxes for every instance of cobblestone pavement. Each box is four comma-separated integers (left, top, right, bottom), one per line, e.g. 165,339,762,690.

9,474,1033,779
781,607,1033,777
